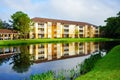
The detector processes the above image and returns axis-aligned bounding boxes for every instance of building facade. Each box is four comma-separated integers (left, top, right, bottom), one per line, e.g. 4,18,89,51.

30,17,99,39
0,29,19,40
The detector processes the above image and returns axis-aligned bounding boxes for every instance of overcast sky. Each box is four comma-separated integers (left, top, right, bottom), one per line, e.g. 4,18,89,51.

0,0,120,25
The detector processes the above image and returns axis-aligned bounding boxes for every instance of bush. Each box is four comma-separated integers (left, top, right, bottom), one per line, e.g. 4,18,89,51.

30,71,54,80
80,52,102,74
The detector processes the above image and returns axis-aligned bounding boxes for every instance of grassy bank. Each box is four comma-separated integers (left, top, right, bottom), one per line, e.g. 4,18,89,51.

76,45,120,80
0,38,113,46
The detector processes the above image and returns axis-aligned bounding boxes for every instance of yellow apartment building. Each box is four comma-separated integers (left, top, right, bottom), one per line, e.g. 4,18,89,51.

30,17,99,39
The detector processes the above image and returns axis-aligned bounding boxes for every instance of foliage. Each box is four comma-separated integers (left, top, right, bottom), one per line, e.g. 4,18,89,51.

80,52,102,74
101,11,120,38
70,69,75,79
0,19,4,29
57,70,66,80
75,28,79,38
76,45,120,80
11,11,31,39
28,52,103,80
0,19,11,29
30,71,55,80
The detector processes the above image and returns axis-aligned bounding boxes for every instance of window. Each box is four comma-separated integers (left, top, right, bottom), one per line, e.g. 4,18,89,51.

38,23,44,25
64,34,69,37
95,30,98,33
38,44,44,48
79,30,83,32
38,34,44,38
38,23,44,28
64,25,69,28
64,43,69,46
95,27,98,29
79,26,83,28
79,34,83,38
64,29,69,32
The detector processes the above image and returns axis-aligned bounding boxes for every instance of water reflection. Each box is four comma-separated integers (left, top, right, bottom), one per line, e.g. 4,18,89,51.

10,46,33,73
1,42,116,80
29,42,99,63
0,42,99,65
0,42,119,80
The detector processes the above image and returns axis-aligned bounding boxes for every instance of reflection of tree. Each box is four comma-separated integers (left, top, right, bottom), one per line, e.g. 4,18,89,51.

11,46,33,73
99,41,120,52
0,57,11,66
75,43,79,54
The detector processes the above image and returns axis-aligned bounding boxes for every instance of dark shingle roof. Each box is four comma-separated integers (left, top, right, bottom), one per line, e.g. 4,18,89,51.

31,17,97,27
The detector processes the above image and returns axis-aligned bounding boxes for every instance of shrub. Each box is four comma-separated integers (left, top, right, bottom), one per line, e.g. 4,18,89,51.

80,52,102,74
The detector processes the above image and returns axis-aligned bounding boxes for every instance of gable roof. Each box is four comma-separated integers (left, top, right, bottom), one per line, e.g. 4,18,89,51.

31,17,97,27
0,29,18,34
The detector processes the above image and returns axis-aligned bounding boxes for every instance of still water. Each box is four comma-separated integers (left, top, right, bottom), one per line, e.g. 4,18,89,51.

0,41,118,80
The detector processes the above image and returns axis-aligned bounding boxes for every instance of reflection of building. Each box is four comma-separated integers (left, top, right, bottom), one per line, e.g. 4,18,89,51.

30,18,99,39
0,47,20,57
29,42,99,62
0,42,99,62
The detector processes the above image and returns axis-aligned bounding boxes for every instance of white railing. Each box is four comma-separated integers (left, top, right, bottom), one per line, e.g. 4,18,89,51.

64,27,69,29
79,32,83,34
38,31,44,34
38,25,44,28
64,32,69,34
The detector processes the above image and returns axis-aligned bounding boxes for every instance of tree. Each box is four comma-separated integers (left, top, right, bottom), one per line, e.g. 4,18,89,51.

0,19,4,29
0,19,11,29
11,11,31,39
75,28,79,38
103,11,120,38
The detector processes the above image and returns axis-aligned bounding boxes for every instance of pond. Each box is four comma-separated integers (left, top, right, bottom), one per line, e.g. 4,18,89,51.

0,41,119,80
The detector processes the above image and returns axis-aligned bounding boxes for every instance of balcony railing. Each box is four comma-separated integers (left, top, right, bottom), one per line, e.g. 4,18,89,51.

79,32,83,34
38,25,44,28
64,32,69,34
38,31,44,34
64,47,69,50
64,27,69,29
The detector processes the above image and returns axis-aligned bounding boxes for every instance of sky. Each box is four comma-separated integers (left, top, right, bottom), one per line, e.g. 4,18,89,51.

0,0,120,26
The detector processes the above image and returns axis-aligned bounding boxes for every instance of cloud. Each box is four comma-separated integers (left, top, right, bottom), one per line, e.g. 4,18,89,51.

0,0,120,25
48,0,120,25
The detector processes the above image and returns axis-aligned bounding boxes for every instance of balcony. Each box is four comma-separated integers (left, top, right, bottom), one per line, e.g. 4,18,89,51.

64,32,69,34
38,23,44,28
38,31,44,34
64,27,69,29
38,49,44,52
64,47,69,50
38,26,44,29
79,32,83,34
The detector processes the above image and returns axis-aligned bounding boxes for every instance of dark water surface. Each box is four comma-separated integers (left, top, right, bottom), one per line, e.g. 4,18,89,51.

0,41,119,80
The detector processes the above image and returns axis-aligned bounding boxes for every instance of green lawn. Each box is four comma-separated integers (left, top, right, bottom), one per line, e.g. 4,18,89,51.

0,38,113,46
76,45,120,80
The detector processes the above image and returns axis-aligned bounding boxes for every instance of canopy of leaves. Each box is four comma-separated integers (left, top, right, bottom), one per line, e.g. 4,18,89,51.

102,11,120,38
0,19,11,29
11,11,31,39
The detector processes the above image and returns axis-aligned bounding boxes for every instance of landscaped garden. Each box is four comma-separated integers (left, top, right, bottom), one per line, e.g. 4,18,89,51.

76,45,120,80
